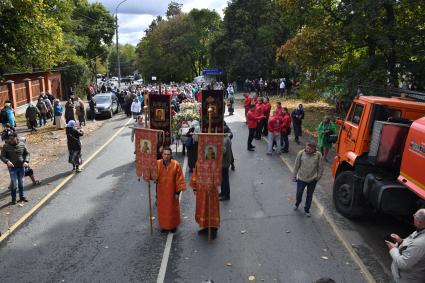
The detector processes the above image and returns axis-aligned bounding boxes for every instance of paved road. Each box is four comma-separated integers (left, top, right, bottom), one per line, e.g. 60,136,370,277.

0,105,412,282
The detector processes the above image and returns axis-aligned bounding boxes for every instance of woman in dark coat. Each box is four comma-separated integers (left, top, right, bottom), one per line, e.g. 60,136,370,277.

291,103,304,144
64,98,76,123
66,120,84,172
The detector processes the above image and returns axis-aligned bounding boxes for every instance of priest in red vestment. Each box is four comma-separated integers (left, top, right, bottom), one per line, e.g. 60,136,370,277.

156,147,186,233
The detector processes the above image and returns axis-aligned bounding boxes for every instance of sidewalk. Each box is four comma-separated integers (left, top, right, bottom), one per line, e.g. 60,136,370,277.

0,112,108,236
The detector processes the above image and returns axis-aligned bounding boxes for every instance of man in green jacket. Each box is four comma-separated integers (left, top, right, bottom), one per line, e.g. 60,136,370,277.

1,132,30,204
292,142,323,217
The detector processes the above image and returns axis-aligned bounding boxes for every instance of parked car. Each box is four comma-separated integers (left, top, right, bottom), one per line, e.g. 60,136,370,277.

94,93,119,118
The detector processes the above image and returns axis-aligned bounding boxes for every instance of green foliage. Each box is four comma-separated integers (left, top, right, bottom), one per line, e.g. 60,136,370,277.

297,84,323,103
278,0,425,93
108,44,137,76
61,58,91,98
0,0,70,73
136,9,221,82
166,1,183,19
210,0,293,81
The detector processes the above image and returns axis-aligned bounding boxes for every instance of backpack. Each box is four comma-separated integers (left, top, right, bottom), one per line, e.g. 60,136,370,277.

1,108,8,124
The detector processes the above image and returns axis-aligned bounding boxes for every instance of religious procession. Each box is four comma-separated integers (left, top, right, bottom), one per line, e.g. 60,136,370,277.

132,84,231,240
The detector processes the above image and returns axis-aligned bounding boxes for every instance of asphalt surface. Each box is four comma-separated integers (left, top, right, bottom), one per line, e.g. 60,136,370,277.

0,103,414,282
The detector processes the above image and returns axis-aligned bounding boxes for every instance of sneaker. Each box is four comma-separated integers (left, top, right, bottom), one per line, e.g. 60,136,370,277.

305,212,311,217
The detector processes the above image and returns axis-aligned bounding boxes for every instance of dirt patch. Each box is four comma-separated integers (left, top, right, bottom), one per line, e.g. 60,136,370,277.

0,121,104,188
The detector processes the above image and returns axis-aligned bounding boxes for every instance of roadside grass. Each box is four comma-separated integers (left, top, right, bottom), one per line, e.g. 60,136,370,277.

268,97,343,136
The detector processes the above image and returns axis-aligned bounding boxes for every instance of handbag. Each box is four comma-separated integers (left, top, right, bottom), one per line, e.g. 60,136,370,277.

325,132,338,144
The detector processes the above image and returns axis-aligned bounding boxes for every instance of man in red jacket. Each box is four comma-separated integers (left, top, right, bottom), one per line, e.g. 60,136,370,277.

246,104,259,151
280,107,292,153
267,111,283,155
255,98,265,140
262,97,272,135
243,93,251,122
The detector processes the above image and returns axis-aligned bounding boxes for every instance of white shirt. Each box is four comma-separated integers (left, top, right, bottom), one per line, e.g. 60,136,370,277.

280,81,285,89
131,101,141,113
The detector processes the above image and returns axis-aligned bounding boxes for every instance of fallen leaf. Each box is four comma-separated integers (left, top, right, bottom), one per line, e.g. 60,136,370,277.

18,203,24,207
5,212,10,215
226,262,232,267
184,216,188,219
185,257,189,260
248,275,256,281
104,246,109,249
285,231,291,234
321,256,328,260
240,230,246,234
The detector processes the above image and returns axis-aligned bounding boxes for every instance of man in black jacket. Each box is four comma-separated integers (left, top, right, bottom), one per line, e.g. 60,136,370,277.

1,132,30,204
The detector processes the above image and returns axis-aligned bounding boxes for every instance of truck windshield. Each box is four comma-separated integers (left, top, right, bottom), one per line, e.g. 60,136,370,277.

348,104,364,125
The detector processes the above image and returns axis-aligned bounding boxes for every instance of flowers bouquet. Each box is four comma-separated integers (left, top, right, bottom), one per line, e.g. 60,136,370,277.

172,102,201,140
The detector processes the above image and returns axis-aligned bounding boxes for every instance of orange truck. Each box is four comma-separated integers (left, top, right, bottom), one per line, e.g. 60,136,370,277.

332,91,425,218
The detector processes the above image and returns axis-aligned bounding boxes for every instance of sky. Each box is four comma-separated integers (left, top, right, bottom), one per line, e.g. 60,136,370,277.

88,0,228,46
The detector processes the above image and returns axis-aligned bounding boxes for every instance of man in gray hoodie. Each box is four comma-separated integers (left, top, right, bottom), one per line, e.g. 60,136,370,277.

386,208,425,283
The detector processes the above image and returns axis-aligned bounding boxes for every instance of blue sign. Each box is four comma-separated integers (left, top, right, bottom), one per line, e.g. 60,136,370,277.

202,68,224,76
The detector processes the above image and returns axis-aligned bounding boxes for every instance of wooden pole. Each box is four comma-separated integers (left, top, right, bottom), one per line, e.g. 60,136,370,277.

147,180,153,235
207,107,213,241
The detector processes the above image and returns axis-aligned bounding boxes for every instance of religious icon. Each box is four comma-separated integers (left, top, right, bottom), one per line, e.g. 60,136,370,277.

140,139,152,154
204,144,217,160
154,108,166,122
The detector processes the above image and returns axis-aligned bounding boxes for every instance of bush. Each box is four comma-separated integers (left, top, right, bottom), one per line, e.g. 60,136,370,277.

298,84,323,102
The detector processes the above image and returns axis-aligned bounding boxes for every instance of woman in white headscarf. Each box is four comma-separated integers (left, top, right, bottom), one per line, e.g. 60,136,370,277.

66,120,84,172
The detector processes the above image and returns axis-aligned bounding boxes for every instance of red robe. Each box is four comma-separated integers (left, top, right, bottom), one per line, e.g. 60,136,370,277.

190,166,220,229
156,160,186,229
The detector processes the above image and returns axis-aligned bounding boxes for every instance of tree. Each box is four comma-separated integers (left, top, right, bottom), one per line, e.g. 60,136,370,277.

0,0,70,74
136,8,221,82
210,0,293,81
108,44,137,76
166,1,183,19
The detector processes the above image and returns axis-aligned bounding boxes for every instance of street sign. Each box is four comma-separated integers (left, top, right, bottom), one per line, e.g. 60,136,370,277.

202,68,224,76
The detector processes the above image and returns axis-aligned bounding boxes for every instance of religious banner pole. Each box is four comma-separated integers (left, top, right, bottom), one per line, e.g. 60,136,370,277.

144,105,153,235
207,107,213,241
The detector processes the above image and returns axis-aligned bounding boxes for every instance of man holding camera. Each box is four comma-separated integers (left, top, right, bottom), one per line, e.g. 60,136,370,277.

385,209,425,283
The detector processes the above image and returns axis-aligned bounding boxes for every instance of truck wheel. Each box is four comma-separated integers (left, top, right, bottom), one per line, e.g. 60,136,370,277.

333,171,359,218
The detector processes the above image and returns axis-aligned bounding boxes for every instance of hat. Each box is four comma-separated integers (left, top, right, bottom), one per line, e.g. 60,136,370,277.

67,120,76,128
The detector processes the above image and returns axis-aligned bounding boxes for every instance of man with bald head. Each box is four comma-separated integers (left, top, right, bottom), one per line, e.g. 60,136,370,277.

385,208,425,283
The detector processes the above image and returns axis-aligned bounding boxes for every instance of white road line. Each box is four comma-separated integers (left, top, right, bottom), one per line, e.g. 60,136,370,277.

156,155,188,283
236,109,375,282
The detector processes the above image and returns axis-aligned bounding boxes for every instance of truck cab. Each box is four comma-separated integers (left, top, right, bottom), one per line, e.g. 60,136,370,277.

332,94,425,218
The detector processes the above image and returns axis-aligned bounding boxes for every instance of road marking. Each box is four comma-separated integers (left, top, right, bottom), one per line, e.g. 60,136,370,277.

236,110,376,283
278,147,376,283
0,118,133,243
157,156,187,283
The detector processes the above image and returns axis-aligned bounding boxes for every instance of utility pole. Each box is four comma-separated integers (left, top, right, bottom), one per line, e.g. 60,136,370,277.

115,0,129,89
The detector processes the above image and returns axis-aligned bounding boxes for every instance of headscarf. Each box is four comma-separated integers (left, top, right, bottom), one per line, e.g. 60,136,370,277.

67,120,75,128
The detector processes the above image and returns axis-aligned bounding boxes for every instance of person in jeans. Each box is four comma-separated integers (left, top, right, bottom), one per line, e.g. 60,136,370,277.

292,142,323,217
1,132,30,204
266,111,283,155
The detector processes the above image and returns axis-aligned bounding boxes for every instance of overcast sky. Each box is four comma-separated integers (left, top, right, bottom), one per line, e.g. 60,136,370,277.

88,0,228,45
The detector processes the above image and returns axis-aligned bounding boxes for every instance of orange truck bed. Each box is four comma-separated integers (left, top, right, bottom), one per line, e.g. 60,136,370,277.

398,117,425,199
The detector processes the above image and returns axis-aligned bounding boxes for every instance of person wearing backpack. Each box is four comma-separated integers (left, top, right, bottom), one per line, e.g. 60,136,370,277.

1,101,15,128
25,103,40,132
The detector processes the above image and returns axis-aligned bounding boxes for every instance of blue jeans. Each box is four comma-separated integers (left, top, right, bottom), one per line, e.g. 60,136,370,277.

9,167,25,201
295,179,317,213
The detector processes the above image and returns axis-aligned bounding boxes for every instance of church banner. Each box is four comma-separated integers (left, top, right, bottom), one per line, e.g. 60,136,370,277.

201,90,224,133
134,128,161,181
149,94,172,147
195,133,224,189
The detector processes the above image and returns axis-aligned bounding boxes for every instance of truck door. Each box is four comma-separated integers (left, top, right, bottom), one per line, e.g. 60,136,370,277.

338,102,365,156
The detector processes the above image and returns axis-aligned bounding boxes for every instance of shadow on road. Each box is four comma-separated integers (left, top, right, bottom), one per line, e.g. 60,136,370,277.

96,162,134,180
